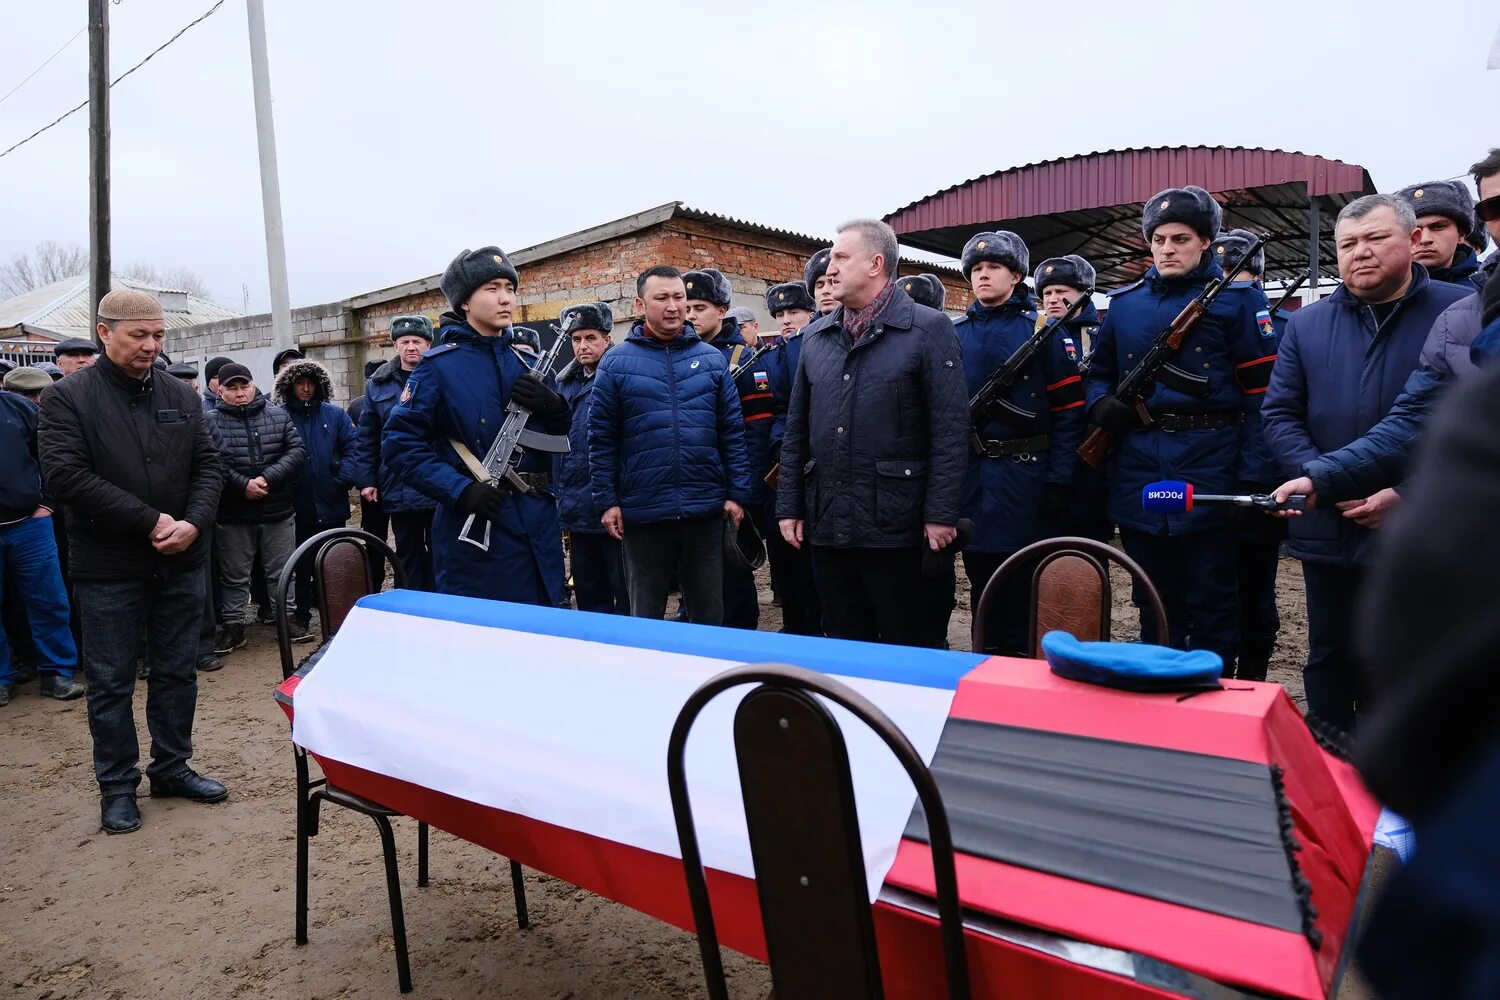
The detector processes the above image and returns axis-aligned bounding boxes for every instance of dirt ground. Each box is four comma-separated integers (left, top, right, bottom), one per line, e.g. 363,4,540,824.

1,557,1321,999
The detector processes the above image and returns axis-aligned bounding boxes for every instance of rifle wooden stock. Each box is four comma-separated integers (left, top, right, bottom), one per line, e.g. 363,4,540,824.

764,463,779,490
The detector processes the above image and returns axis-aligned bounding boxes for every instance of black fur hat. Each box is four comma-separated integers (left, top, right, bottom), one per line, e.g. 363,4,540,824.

961,231,1029,280
1398,179,1477,232
1033,255,1097,294
899,273,946,311
1142,186,1222,240
441,246,519,312
766,282,816,315
683,268,733,307
390,314,434,343
804,247,832,295
1210,229,1265,277
560,301,614,334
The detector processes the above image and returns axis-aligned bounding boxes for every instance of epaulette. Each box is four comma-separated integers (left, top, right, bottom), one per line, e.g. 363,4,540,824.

421,342,461,360
1107,279,1146,298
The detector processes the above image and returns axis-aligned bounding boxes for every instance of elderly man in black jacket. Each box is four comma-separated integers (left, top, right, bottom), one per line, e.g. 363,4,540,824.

39,289,227,835
776,218,968,646
205,363,308,652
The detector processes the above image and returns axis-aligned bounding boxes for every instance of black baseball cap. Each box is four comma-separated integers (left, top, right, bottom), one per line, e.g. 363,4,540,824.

217,363,253,386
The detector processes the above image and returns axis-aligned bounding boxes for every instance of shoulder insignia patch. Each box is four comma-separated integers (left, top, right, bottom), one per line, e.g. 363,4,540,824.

1256,309,1275,338
399,379,417,405
753,371,770,390
1062,336,1078,360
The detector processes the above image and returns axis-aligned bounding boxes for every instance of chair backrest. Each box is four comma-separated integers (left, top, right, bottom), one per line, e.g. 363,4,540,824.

668,664,971,1000
972,536,1167,657
275,527,406,681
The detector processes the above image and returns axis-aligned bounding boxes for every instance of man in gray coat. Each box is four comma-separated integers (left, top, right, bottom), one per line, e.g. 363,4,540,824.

776,218,967,646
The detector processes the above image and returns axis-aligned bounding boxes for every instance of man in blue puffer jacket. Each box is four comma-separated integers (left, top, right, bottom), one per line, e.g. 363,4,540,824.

682,267,772,630
276,358,358,637
383,246,571,606
589,266,750,624
554,302,628,614
352,315,439,591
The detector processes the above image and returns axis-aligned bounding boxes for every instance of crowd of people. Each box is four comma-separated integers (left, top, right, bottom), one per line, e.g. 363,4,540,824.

1,147,1497,847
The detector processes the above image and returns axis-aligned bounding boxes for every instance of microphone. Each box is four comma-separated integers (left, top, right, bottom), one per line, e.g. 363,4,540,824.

1141,480,1308,513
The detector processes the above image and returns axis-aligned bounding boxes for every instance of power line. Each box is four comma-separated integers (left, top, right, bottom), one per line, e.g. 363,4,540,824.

0,0,226,161
0,26,87,109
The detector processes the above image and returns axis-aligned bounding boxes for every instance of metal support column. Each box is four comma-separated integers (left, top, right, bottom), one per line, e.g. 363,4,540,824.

88,0,111,337
246,0,294,351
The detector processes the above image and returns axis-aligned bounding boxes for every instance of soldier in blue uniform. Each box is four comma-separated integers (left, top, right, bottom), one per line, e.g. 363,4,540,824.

1033,255,1111,543
682,268,772,630
1397,180,1484,289
956,233,1086,655
1084,187,1272,674
382,246,570,606
763,279,821,635
1210,229,1285,682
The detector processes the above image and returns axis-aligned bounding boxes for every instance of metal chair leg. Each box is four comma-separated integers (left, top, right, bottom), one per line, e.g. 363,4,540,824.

509,859,529,930
295,761,310,945
372,814,413,993
417,821,429,888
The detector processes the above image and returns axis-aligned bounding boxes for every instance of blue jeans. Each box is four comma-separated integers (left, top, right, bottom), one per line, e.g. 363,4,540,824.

75,570,204,796
0,516,77,685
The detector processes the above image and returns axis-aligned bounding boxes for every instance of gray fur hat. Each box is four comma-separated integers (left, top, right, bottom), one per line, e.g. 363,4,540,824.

1033,255,1097,294
961,231,1029,280
766,281,815,315
1210,229,1265,278
390,314,434,343
1142,186,1222,240
441,246,519,312
899,273,947,311
1468,215,1490,252
804,247,832,294
1398,179,1476,232
274,358,334,404
683,268,733,308
560,301,614,335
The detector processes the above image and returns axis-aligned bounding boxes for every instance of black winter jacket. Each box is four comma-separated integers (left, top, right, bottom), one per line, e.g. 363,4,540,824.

0,391,45,522
205,391,308,524
38,354,223,579
775,285,968,548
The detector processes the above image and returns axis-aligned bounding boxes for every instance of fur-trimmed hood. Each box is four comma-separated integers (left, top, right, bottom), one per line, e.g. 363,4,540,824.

274,358,334,404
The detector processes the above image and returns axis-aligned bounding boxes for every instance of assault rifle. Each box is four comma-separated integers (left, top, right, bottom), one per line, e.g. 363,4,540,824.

730,341,773,380
1076,232,1270,468
968,292,1092,450
456,320,573,551
1268,272,1308,319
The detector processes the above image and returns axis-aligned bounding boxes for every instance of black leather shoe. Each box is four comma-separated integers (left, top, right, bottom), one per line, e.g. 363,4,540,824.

0,684,12,708
149,769,229,804
39,674,85,700
13,662,37,685
197,654,224,673
102,794,141,834
289,619,315,644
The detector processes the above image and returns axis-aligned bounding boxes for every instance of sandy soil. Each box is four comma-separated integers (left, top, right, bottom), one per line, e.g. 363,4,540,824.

1,557,1323,999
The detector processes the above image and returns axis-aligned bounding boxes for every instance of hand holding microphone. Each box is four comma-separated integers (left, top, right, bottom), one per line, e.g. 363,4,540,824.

1141,480,1309,515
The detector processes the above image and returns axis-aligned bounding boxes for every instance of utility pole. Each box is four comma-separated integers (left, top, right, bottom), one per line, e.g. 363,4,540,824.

88,0,110,339
246,0,293,350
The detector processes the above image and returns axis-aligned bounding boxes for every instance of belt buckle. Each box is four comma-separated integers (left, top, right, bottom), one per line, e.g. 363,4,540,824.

982,440,1003,459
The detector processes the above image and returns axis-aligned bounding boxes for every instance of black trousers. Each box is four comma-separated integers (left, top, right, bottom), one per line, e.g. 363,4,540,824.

1119,526,1240,675
622,514,724,624
360,496,390,585
920,560,957,650
721,503,762,631
389,509,435,592
810,545,926,647
1234,532,1283,682
963,549,1031,657
292,513,344,625
570,531,629,614
763,508,821,636
1302,562,1367,733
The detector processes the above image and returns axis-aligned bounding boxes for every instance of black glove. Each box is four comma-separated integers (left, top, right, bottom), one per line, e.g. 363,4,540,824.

1089,394,1138,433
1042,481,1071,511
509,374,567,417
456,481,502,522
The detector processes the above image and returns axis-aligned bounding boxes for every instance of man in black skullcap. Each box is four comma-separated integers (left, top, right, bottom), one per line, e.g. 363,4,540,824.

383,247,571,605
53,338,99,376
201,356,232,413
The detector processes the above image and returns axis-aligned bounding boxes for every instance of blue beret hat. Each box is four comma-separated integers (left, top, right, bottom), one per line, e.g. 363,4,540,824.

961,231,1030,281
682,268,733,307
1142,185,1222,241
1209,229,1266,277
1033,255,1097,294
441,246,519,312
766,281,816,315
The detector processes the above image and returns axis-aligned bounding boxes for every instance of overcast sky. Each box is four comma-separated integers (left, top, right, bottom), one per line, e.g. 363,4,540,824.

1,0,1497,312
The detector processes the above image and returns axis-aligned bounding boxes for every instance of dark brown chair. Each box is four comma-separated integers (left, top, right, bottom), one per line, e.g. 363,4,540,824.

668,663,971,1000
971,536,1168,657
277,527,529,993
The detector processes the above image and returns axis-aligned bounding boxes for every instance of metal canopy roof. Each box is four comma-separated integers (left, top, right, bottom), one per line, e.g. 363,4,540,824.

885,146,1376,288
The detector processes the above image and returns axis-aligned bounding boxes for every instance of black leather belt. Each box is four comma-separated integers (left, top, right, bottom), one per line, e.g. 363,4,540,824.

1148,410,1240,433
974,434,1050,459
513,471,552,491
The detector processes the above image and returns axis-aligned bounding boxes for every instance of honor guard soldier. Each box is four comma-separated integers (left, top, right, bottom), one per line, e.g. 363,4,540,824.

382,247,570,606
682,268,773,630
763,279,821,635
1398,180,1484,289
1033,254,1111,543
1084,186,1271,674
957,233,1086,654
1210,229,1284,682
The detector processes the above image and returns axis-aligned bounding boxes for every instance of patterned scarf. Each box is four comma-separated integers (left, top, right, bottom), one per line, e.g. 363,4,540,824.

843,280,896,343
